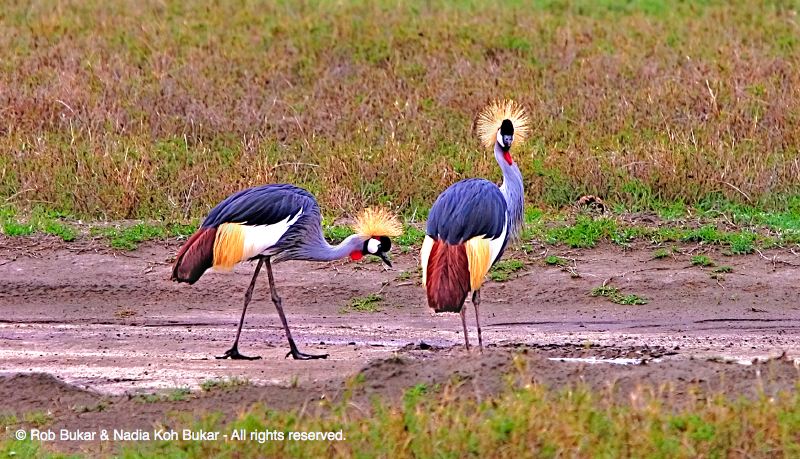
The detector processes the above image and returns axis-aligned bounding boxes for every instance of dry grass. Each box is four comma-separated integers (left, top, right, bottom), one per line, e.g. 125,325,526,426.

4,363,798,458
1,1,799,220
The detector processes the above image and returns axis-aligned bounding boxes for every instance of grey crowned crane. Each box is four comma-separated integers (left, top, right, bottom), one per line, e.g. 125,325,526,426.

171,184,402,360
421,100,529,350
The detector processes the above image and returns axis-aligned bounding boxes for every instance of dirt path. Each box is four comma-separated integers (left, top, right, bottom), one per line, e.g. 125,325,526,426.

1,236,798,394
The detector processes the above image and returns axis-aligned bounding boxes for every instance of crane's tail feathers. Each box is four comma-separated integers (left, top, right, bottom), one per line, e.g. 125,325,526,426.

424,239,470,313
171,227,217,284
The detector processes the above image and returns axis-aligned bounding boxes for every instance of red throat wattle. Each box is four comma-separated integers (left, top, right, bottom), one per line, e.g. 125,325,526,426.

350,250,363,261
503,151,513,165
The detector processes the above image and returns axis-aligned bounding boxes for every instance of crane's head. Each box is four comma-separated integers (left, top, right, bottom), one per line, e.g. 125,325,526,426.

477,99,530,165
350,208,403,267
361,236,393,267
497,119,514,151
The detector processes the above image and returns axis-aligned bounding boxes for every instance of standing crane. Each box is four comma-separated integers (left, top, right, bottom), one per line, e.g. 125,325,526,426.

171,184,402,360
421,100,529,350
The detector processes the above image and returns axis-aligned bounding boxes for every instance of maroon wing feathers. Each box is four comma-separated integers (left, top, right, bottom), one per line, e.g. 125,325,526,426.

426,240,470,313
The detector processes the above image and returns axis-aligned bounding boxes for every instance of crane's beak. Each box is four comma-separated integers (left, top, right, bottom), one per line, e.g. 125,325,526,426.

377,252,392,268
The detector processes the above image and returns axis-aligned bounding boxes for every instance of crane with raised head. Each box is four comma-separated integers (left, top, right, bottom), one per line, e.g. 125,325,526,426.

421,100,529,350
172,184,402,360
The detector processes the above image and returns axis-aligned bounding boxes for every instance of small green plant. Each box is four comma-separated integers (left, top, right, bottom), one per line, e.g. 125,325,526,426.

0,413,19,429
22,411,53,427
713,266,733,273
691,255,715,267
135,393,162,404
39,220,77,241
546,217,617,248
728,231,756,254
2,221,35,237
395,269,417,281
200,377,249,392
342,293,382,313
544,255,568,266
350,294,382,312
490,259,525,282
653,248,671,259
168,388,192,402
590,285,648,305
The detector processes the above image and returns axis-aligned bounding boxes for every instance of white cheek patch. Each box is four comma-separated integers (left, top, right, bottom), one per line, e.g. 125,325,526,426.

496,130,503,146
367,238,380,254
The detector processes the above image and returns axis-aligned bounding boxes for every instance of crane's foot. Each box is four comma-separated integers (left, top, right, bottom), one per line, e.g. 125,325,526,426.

285,349,329,360
216,346,262,360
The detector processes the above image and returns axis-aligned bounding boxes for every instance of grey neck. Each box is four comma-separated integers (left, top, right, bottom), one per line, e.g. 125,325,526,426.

494,141,524,239
299,233,365,262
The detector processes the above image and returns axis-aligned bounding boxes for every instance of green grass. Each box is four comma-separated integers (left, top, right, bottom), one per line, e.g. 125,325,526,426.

91,222,196,250
544,255,568,266
0,207,76,241
713,265,733,273
6,370,799,458
200,378,249,392
342,293,383,313
691,255,715,267
653,248,671,259
2,1,799,220
135,387,193,403
21,411,52,428
590,285,648,305
490,259,525,282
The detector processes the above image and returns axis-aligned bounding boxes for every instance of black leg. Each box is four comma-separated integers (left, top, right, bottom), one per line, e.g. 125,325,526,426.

217,259,264,360
473,290,483,352
265,257,328,360
460,307,471,351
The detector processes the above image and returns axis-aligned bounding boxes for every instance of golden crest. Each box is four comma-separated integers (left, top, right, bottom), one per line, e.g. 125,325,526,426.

353,207,403,238
476,99,530,149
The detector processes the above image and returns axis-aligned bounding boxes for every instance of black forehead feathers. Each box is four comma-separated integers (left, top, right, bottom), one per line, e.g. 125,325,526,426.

378,236,392,251
500,119,514,136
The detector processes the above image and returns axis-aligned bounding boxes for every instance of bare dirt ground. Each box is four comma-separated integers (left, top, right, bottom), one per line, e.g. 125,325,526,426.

1,235,799,453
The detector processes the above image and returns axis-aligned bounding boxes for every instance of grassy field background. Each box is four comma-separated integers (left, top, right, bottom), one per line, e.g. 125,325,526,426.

2,0,799,221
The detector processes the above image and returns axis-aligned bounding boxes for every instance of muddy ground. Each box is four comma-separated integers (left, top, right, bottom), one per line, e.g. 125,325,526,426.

1,235,799,453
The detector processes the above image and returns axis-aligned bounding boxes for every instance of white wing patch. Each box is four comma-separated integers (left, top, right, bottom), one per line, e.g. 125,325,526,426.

488,213,508,265
241,209,303,260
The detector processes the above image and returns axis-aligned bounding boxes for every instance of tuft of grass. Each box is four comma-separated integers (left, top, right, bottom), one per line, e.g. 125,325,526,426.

0,413,19,429
200,377,249,392
168,387,192,402
490,259,525,282
544,255,568,266
590,285,648,305
342,293,383,313
136,387,193,403
713,265,733,273
395,225,426,248
691,255,715,267
2,221,35,237
21,411,52,428
546,217,617,248
91,222,196,250
653,248,671,259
